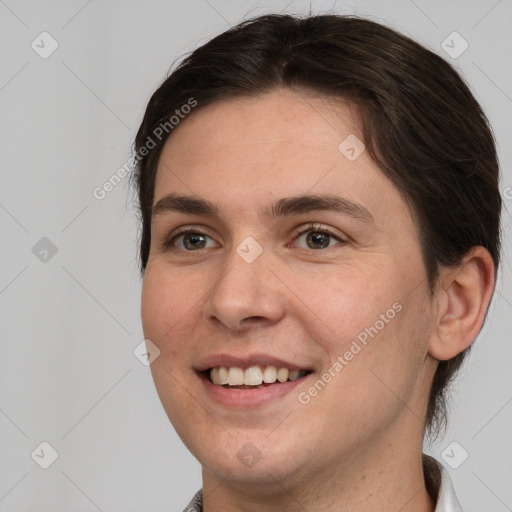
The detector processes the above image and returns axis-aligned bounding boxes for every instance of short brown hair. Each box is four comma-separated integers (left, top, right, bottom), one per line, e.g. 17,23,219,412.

130,14,502,439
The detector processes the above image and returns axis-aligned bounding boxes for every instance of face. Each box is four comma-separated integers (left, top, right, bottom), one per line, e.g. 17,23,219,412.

141,89,438,489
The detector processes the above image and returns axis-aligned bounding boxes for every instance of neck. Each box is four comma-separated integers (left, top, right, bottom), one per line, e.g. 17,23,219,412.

201,440,437,512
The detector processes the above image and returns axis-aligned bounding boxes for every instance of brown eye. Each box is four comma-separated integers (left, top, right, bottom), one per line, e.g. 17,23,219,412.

305,231,331,249
294,224,347,250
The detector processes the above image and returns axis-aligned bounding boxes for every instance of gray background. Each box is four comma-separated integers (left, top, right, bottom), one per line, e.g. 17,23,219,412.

0,0,510,510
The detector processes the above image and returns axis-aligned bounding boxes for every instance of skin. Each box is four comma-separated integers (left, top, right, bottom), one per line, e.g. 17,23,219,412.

140,89,495,511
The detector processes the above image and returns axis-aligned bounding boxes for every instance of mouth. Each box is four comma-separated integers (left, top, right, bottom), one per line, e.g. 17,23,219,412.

195,354,315,407
203,365,313,390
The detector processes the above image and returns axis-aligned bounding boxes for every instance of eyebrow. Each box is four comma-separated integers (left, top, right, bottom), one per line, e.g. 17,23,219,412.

152,193,375,224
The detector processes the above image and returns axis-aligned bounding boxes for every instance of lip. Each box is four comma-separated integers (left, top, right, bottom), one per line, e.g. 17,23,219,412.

194,353,312,373
198,370,313,408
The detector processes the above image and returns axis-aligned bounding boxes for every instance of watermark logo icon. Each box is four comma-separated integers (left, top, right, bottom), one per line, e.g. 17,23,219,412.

338,134,365,161
441,32,468,59
236,442,262,468
31,441,59,469
133,338,161,366
31,32,59,59
236,236,263,263
441,441,469,469
32,237,58,263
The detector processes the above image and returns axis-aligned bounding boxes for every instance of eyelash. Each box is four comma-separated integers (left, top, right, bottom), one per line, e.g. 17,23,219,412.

162,223,347,252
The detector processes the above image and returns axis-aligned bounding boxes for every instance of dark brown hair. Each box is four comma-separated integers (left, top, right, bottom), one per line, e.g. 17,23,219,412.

130,14,502,439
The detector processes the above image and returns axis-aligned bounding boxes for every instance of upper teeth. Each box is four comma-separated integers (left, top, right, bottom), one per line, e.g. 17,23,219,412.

209,366,304,386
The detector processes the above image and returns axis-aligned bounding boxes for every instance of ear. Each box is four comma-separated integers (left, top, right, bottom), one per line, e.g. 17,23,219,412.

428,246,496,361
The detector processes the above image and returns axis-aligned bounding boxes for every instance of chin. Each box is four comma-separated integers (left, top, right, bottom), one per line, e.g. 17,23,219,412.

184,428,314,488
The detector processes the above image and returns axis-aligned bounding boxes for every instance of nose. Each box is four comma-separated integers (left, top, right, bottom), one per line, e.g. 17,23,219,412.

204,244,287,332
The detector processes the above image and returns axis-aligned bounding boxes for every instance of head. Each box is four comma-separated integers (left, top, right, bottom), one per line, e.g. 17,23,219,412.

131,13,501,488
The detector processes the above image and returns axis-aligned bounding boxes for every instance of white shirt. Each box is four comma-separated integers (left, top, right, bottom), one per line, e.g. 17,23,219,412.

432,457,464,511
183,455,463,511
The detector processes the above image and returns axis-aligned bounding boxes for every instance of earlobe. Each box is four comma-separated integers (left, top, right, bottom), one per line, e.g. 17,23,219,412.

428,246,495,361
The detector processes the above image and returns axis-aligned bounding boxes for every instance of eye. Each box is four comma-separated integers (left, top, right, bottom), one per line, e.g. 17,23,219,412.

292,223,347,250
163,228,218,251
162,223,347,252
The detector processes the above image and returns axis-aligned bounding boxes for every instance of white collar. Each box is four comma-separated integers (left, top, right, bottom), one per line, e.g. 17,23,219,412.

427,456,464,512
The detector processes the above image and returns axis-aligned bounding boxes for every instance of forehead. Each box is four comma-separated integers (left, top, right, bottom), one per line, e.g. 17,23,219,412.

152,90,412,234
160,90,360,165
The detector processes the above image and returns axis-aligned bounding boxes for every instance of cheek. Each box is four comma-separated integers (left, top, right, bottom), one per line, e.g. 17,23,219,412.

141,267,206,429
321,288,432,429
290,260,421,400
141,263,204,345
287,259,396,349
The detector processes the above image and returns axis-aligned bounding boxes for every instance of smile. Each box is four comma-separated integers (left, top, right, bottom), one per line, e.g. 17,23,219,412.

196,353,315,406
208,365,311,388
